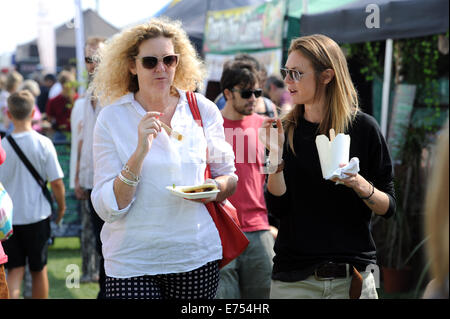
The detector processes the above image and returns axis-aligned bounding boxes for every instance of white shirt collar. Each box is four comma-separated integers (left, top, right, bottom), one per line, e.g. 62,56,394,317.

114,88,188,117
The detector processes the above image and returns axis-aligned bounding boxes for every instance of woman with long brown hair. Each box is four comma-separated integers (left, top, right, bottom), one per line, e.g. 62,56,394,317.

260,34,396,299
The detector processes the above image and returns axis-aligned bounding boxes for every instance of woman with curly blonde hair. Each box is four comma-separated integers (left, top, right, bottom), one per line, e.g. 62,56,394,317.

259,34,396,299
90,17,237,299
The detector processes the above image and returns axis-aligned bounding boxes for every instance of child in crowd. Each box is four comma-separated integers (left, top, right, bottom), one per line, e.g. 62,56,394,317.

0,90,66,298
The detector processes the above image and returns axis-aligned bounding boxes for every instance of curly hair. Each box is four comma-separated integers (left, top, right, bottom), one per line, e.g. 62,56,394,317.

91,17,206,106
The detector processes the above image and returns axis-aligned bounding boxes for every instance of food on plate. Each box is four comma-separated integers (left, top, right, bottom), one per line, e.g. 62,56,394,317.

180,183,218,194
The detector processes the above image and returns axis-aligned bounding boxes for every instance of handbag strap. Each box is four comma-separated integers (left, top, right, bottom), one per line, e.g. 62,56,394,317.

186,91,202,126
186,91,212,180
6,135,53,206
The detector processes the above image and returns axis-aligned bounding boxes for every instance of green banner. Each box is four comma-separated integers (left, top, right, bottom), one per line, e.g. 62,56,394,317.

203,0,285,53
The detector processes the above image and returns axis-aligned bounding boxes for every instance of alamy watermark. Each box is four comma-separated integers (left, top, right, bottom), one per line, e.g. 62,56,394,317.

365,4,380,29
167,124,281,174
65,264,80,289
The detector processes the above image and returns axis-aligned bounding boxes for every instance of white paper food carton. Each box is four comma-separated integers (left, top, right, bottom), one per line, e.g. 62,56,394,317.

315,129,351,179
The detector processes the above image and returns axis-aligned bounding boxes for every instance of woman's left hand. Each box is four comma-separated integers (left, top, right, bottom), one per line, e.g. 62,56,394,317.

185,179,219,204
331,164,373,200
332,164,390,215
331,163,361,190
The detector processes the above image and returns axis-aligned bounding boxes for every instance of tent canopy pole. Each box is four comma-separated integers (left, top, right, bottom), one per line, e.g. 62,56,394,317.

381,38,393,137
74,0,85,96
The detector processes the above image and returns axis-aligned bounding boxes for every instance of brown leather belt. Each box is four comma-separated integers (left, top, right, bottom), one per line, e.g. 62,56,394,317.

313,262,365,299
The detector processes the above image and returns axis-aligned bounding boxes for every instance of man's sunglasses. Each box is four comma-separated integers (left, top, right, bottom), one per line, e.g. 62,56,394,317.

280,68,306,82
136,54,180,69
231,88,263,99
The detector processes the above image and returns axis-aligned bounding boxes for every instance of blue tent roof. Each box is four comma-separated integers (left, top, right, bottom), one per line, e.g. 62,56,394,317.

300,0,449,43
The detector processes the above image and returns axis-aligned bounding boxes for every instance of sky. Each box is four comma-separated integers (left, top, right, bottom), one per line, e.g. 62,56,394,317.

0,0,172,55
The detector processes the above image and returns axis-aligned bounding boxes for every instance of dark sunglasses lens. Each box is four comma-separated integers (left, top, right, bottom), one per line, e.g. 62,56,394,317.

280,69,287,79
163,55,178,67
240,90,262,99
141,57,158,69
240,91,252,99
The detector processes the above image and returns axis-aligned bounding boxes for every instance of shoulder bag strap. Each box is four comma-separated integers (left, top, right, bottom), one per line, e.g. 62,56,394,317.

6,135,53,206
185,92,212,180
186,91,202,125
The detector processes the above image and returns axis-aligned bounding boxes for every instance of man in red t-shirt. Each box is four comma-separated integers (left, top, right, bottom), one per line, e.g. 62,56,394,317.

216,60,274,299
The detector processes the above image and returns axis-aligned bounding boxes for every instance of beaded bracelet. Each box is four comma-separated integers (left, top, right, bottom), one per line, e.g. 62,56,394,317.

359,181,375,200
118,172,139,187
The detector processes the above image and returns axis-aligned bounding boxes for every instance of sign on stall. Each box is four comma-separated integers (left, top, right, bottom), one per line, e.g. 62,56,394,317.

203,0,285,53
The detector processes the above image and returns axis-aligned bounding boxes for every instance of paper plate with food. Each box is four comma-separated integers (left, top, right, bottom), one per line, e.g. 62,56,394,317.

166,183,220,199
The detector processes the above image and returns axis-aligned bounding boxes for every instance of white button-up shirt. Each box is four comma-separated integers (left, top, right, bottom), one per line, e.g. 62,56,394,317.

91,89,237,277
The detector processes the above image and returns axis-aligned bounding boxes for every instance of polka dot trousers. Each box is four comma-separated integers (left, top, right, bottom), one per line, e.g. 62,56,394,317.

105,260,219,299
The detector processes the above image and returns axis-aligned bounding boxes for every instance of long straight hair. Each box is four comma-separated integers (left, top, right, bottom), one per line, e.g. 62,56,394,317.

282,34,359,155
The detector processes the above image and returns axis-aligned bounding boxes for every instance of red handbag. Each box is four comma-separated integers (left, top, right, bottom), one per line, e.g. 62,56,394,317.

186,91,249,269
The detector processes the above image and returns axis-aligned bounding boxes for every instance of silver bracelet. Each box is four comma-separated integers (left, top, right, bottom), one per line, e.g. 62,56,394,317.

122,163,140,182
118,172,139,187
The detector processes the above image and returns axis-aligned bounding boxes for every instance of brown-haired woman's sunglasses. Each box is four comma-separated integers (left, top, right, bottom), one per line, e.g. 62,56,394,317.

136,54,180,69
280,68,306,82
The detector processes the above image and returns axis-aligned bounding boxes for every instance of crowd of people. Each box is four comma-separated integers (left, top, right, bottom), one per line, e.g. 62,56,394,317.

0,16,448,300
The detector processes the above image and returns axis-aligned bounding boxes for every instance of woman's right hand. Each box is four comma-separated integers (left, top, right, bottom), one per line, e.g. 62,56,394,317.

259,117,285,156
136,112,162,156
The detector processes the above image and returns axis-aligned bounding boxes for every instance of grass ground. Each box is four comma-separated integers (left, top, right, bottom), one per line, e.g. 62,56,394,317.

45,237,422,299
47,237,99,299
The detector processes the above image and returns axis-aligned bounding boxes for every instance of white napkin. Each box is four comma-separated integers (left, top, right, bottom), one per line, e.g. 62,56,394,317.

326,157,360,181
